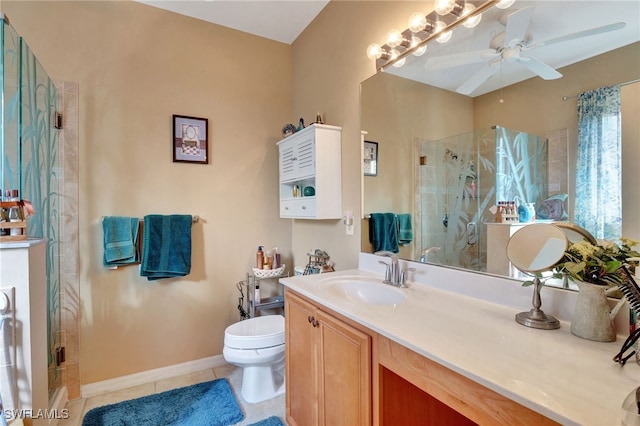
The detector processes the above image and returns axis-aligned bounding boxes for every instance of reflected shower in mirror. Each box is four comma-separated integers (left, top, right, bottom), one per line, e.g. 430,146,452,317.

360,0,640,289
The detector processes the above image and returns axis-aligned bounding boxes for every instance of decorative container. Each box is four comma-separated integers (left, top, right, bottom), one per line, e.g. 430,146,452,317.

571,280,626,342
252,264,286,278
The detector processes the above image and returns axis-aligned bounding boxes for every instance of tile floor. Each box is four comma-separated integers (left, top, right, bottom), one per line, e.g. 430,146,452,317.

58,363,286,426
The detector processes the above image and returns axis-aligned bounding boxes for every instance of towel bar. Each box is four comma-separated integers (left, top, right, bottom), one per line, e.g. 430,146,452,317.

101,215,200,224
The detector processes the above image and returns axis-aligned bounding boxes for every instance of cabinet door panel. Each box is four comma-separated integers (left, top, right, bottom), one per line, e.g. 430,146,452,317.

285,294,319,426
318,311,371,426
279,140,296,179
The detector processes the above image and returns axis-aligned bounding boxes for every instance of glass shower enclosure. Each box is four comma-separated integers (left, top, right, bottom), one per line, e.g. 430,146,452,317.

1,15,62,404
418,126,549,271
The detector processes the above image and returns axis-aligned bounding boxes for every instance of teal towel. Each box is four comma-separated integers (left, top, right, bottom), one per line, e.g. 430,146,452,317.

103,216,139,267
141,214,192,281
397,213,413,245
369,213,399,253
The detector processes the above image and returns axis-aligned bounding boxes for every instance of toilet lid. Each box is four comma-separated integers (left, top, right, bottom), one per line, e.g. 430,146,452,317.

224,315,285,349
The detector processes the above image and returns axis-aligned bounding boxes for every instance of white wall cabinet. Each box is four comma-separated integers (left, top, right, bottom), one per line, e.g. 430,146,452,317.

277,124,342,219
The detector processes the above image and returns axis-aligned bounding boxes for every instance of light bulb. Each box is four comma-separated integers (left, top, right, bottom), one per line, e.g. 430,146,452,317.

408,12,427,33
434,0,457,15
434,21,452,43
495,0,516,9
390,49,406,68
462,3,482,28
411,36,427,56
393,57,406,68
366,43,384,60
386,29,404,48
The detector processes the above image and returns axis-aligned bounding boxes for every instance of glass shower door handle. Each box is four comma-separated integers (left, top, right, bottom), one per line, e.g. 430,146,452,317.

466,222,478,245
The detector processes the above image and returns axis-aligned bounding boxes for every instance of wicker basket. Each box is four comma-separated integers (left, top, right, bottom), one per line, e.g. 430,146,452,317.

252,264,286,278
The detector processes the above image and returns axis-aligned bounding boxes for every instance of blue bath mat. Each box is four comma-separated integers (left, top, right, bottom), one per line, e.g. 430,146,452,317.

82,378,244,426
248,416,284,426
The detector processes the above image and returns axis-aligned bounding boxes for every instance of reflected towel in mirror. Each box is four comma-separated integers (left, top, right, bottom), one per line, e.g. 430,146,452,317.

397,213,413,245
369,213,399,253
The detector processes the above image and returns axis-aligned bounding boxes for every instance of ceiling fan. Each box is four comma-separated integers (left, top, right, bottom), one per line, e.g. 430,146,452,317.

428,6,626,95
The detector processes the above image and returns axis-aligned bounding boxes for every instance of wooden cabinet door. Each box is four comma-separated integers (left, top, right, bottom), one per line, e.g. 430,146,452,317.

317,310,371,426
285,292,319,426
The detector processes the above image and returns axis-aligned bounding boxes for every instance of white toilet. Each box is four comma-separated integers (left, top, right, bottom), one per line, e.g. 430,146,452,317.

223,314,286,403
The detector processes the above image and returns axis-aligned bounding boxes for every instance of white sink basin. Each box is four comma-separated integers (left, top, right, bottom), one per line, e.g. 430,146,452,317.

319,276,407,305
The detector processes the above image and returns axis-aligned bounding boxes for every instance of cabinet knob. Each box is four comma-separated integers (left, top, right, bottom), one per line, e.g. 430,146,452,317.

312,319,320,327
308,315,314,323
301,205,306,210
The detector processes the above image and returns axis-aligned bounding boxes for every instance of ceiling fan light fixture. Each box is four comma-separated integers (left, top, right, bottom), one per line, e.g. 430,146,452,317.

495,0,516,9
462,3,482,28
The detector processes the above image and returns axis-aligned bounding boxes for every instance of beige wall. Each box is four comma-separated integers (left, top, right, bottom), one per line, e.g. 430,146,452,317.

622,81,640,241
290,1,434,270
3,1,293,384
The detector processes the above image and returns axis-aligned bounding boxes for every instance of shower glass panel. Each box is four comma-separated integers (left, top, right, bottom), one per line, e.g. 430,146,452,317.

419,126,548,272
1,17,62,401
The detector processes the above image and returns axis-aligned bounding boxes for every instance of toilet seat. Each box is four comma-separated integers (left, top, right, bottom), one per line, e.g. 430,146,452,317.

224,315,285,350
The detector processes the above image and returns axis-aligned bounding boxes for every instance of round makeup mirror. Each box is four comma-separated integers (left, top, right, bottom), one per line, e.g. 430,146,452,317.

507,224,568,330
554,222,597,245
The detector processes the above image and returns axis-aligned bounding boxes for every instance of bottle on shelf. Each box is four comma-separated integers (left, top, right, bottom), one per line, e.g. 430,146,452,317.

256,246,264,269
264,249,272,270
5,189,23,236
272,247,281,269
254,284,261,305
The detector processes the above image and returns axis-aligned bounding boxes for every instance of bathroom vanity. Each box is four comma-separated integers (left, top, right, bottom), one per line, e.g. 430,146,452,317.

280,254,639,425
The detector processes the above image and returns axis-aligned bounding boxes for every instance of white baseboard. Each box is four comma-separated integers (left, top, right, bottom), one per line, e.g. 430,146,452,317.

80,355,227,398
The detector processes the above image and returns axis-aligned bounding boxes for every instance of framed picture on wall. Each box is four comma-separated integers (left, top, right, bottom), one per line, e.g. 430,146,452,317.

364,140,378,176
173,114,209,164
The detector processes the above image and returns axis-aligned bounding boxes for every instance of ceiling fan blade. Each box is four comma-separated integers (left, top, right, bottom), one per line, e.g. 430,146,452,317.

526,22,626,50
425,49,498,71
503,6,535,48
518,56,562,80
456,61,500,95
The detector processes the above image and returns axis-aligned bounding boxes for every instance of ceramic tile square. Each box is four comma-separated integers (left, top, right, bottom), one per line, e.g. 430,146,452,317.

57,397,85,426
63,363,81,400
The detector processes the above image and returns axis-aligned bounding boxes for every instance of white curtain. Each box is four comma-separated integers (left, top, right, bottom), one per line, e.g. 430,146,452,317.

575,85,621,240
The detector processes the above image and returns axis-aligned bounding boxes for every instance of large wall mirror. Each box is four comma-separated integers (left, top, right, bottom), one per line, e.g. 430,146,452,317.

360,0,640,288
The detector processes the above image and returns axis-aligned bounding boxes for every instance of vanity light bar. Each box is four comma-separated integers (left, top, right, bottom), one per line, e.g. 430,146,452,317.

370,0,499,72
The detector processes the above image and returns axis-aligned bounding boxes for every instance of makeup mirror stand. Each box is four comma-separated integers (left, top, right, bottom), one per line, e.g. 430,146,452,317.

507,223,569,330
515,276,560,330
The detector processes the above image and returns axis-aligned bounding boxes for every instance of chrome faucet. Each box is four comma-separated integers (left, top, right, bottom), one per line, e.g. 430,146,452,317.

375,251,413,287
419,247,441,263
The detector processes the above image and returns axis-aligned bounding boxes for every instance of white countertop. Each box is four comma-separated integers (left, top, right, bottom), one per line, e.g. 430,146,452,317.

0,238,46,249
280,256,639,425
